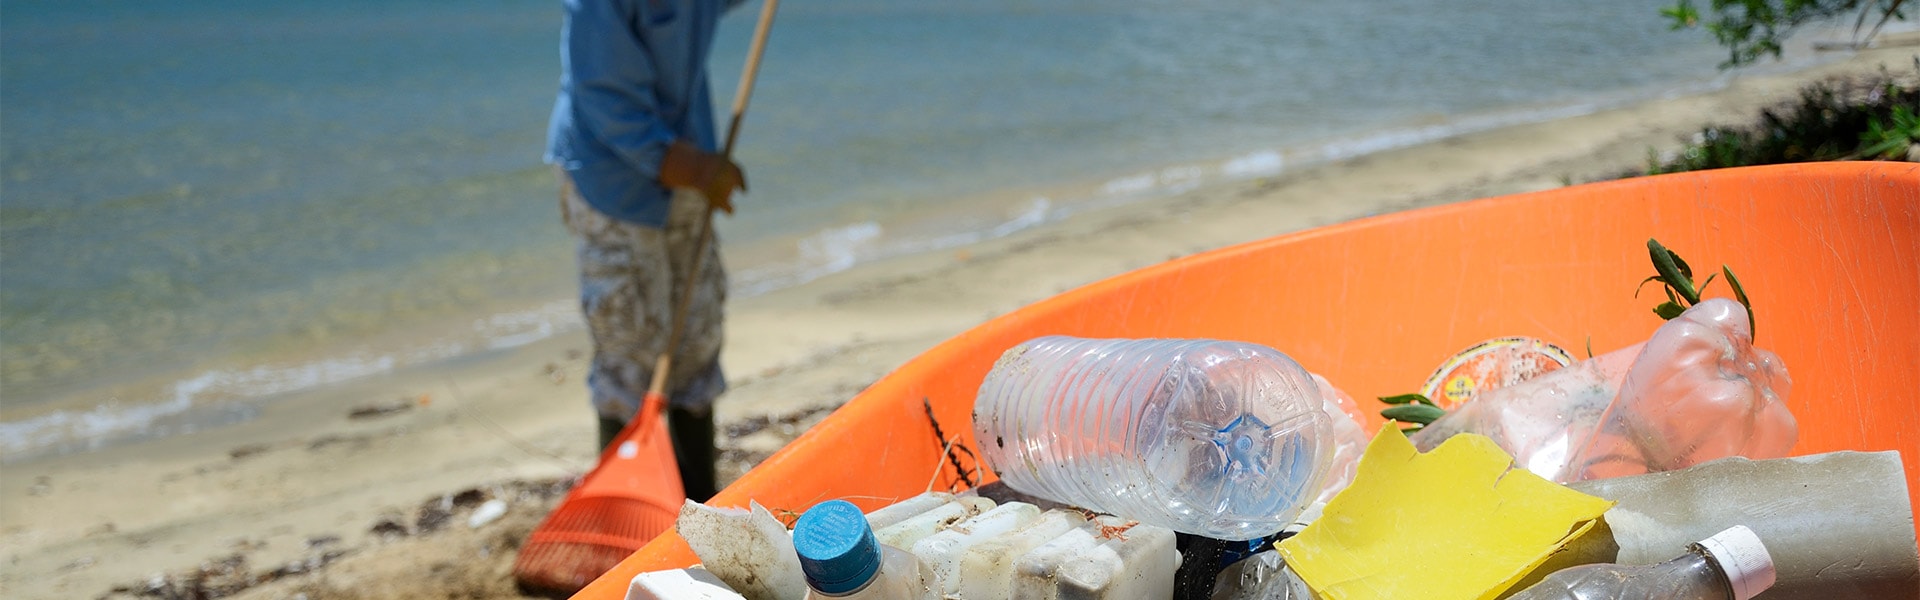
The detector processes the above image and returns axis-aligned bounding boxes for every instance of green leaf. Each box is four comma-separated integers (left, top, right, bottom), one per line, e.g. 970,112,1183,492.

1398,425,1424,436
1633,275,1668,298
1697,272,1719,295
1668,247,1695,280
1649,238,1701,304
1381,404,1446,425
1654,301,1687,320
1724,266,1755,339
1378,393,1434,406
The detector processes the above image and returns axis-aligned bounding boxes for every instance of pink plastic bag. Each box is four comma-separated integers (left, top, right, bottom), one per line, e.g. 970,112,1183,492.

1411,298,1796,483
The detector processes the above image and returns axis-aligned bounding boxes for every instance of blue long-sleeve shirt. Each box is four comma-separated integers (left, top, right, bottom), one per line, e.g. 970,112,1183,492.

545,0,743,227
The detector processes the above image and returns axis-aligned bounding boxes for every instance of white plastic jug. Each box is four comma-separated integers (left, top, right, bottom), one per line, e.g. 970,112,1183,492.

874,497,995,550
1011,516,1179,600
955,509,1088,599
912,502,1042,595
864,492,956,530
626,567,748,600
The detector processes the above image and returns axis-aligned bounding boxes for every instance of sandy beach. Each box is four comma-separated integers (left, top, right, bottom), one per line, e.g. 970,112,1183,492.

4,41,1915,600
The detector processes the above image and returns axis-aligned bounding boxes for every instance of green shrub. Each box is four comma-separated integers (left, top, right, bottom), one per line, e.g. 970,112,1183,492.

1632,65,1919,176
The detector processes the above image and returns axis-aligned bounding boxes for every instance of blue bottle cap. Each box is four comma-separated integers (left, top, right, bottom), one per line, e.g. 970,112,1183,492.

793,500,881,595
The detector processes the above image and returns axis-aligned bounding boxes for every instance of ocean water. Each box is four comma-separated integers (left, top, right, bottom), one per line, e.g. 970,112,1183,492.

2,0,1758,459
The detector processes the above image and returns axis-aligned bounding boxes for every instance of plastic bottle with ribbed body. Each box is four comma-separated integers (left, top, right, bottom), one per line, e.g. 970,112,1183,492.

1506,526,1776,600
973,336,1337,541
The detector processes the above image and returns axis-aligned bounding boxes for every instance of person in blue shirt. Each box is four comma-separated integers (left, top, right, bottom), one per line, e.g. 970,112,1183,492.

546,0,748,502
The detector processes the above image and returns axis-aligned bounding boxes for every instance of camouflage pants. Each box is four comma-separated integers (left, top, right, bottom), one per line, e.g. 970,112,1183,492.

558,168,728,421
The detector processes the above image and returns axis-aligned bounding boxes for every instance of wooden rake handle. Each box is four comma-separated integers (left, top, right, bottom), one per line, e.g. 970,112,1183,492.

644,0,782,415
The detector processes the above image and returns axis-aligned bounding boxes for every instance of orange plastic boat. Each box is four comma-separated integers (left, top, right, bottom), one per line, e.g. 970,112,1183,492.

571,162,1919,599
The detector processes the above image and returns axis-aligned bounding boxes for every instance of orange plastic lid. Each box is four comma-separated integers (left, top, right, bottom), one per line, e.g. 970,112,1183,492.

1421,337,1575,409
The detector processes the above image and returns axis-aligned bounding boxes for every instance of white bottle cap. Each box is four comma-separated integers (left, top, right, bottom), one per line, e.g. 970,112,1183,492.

1693,525,1776,600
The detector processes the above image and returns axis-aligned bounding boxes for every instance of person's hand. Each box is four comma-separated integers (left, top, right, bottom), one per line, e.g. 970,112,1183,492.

660,140,747,214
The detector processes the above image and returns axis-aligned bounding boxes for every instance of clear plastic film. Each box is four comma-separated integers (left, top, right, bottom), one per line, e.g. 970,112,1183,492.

1412,299,1795,483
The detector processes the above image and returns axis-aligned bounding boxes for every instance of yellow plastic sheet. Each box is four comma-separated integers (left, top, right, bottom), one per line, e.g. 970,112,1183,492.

1277,425,1614,600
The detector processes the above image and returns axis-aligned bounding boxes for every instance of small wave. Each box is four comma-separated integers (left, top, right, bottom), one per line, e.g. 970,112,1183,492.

1315,103,1602,163
732,196,1063,298
886,196,1056,257
0,395,192,457
1100,173,1156,196
0,299,588,460
1222,150,1285,178
799,221,883,274
732,221,886,296
477,299,579,351
995,196,1052,236
172,354,401,406
1094,164,1214,203
0,355,402,459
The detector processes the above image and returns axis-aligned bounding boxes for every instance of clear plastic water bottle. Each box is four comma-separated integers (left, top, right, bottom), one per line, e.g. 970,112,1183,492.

1506,525,1776,600
973,336,1337,541
793,500,936,599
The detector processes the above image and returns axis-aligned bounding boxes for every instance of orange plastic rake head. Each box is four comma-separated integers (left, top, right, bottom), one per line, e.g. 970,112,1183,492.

512,390,683,596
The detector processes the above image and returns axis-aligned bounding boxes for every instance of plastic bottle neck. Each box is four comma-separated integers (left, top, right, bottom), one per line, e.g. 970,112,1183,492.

1689,525,1777,600
1678,548,1738,600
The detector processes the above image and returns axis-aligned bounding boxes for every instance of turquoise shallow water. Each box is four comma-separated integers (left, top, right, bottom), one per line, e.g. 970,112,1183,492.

0,0,1739,458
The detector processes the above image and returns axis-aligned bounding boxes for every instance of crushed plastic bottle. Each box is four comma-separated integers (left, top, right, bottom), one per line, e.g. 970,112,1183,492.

1506,525,1776,600
1208,551,1314,600
1413,299,1794,483
793,500,935,600
974,336,1341,540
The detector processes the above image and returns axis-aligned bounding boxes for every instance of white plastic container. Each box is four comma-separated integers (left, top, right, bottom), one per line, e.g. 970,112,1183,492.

1010,515,1179,600
974,336,1338,540
954,509,1088,599
794,500,936,599
627,567,748,600
874,497,995,550
863,492,957,530
912,502,1042,595
677,500,809,600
